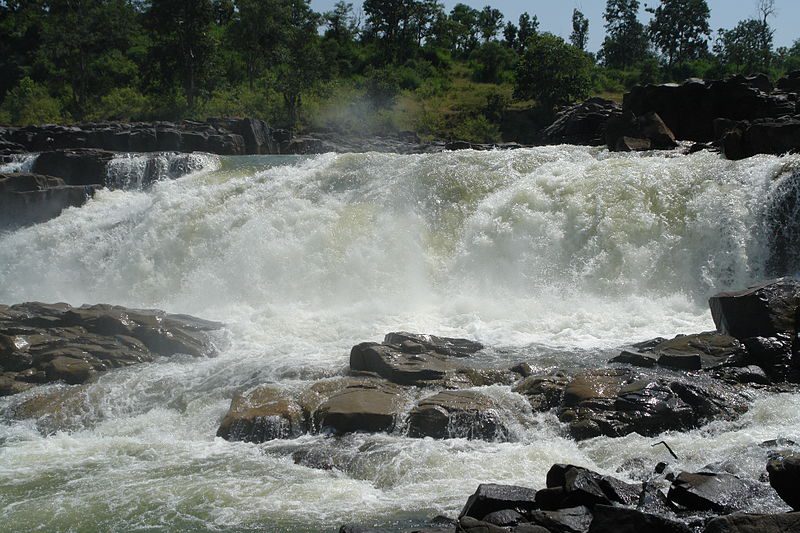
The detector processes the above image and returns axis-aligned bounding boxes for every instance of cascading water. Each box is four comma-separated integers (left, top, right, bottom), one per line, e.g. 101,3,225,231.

0,153,38,173
105,152,221,189
0,146,798,531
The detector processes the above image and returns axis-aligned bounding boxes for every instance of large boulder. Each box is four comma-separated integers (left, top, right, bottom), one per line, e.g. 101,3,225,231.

606,111,678,151
312,378,407,435
31,149,115,186
536,464,640,510
216,385,305,442
766,453,800,510
722,117,800,160
459,483,538,521
709,279,800,339
408,389,508,441
588,505,691,533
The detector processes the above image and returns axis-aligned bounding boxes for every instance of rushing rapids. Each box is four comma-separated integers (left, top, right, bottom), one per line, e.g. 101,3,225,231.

0,146,799,531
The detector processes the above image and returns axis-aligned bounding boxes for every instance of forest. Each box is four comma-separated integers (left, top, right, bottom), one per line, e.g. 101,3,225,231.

1,0,799,142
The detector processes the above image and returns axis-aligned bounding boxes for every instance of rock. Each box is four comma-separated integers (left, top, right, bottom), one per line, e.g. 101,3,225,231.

538,464,640,510
616,137,652,152
31,149,115,186
216,385,305,442
766,453,800,510
588,505,691,533
481,509,524,526
777,71,800,92
667,471,761,513
714,365,771,386
0,302,222,396
384,332,484,358
624,76,794,142
459,483,538,520
44,356,95,385
704,512,800,533
723,117,800,160
710,279,800,339
0,172,91,229
408,390,508,441
528,506,593,533
350,341,463,386
457,516,509,533
612,333,746,371
512,374,570,411
313,379,406,435
557,372,748,440
541,98,622,146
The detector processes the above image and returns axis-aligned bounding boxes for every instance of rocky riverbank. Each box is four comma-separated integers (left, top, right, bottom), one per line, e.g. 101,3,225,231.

4,278,797,531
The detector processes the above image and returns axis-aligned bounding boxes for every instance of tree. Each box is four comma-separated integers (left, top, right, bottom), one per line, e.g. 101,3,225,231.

514,33,592,111
600,0,649,69
477,5,503,43
471,41,515,83
714,19,770,73
756,0,775,69
516,12,538,52
449,3,480,56
229,0,285,89
502,21,517,49
0,76,63,125
647,0,710,68
146,0,216,110
570,9,589,51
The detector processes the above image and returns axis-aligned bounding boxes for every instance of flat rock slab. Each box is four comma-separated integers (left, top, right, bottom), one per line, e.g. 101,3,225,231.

460,483,538,521
0,302,222,395
612,332,745,371
313,379,407,435
407,389,507,441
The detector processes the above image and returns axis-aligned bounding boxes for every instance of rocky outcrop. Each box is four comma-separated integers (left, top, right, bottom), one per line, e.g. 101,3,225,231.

623,76,796,143
541,98,622,146
313,378,408,435
0,172,92,228
216,385,305,442
704,512,800,532
31,148,116,185
709,278,799,340
0,302,222,396
722,116,800,160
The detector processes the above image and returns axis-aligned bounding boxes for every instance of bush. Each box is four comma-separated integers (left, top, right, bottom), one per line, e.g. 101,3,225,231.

87,87,149,121
0,77,65,125
514,33,592,111
452,114,501,143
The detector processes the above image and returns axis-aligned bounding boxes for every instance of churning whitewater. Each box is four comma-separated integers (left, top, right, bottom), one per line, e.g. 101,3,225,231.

1,147,799,531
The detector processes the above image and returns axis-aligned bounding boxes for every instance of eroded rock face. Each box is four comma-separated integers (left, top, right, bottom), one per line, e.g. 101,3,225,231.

0,302,222,395
709,278,800,340
541,98,622,146
0,172,91,228
460,483,538,520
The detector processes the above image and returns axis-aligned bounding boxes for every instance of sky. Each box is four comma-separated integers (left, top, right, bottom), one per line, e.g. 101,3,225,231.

309,0,800,53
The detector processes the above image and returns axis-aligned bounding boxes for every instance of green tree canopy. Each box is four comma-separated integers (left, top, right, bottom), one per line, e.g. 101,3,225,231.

570,9,589,51
600,0,649,69
647,0,711,67
514,33,592,111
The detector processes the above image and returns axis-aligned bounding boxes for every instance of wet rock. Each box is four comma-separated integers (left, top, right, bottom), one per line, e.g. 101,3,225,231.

216,385,305,443
512,374,570,412
722,117,800,160
667,471,761,513
0,302,222,396
350,342,459,386
713,365,771,385
0,172,91,228
481,509,524,526
31,149,115,186
457,516,509,533
606,111,678,152
528,506,593,533
313,379,406,435
587,505,691,533
408,390,507,441
710,279,800,340
538,464,640,510
384,332,484,358
459,483,538,520
10,385,90,434
766,453,800,510
615,136,651,152
703,512,800,533
612,332,746,371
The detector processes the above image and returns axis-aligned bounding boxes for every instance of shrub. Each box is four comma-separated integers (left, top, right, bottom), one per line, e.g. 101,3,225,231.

0,77,64,125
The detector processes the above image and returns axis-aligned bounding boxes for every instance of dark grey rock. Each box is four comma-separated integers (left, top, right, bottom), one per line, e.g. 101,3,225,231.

703,512,800,533
459,483,538,521
767,453,800,510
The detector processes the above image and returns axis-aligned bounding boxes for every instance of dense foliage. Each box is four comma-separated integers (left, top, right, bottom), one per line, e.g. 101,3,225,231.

0,0,798,141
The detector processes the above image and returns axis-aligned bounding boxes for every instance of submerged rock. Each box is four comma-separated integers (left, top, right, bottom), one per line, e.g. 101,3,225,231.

216,385,305,442
0,302,222,396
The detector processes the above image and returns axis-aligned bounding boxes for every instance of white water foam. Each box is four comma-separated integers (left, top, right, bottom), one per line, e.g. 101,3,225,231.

0,153,38,173
0,147,798,531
